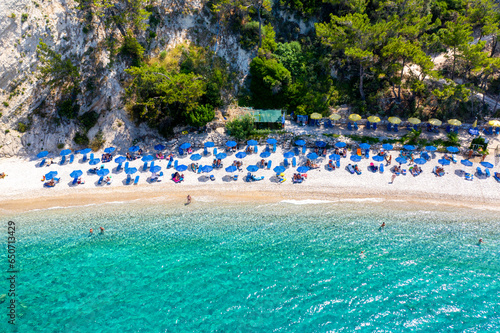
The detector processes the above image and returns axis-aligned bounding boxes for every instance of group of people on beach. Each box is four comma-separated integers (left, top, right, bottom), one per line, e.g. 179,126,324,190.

212,159,223,168
101,153,113,163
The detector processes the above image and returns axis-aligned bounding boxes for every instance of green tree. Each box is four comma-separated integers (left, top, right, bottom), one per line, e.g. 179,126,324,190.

249,56,292,108
316,13,390,100
226,114,255,140
37,40,80,90
188,104,215,128
439,16,473,80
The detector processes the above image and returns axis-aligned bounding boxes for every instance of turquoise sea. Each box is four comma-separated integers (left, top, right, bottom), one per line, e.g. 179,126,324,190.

1,199,499,332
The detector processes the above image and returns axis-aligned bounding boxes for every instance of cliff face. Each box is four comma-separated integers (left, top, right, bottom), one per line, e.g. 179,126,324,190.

0,0,253,157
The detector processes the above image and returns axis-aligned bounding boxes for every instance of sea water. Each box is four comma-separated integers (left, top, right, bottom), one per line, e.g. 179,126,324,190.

0,200,499,332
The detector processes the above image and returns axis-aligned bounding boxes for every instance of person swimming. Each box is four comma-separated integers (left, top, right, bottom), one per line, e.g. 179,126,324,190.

89,228,93,235
478,238,483,245
381,222,385,228
99,227,104,234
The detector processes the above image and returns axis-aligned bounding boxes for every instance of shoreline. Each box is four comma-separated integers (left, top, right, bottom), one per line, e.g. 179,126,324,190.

2,183,499,215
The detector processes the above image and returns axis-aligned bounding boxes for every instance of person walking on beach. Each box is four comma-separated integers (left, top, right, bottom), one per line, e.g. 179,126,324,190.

186,195,191,205
390,174,397,184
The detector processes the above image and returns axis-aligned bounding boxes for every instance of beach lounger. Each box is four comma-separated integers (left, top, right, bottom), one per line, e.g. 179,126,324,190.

476,167,484,177
178,148,184,156
150,161,155,170
284,158,289,167
157,172,164,182
234,174,238,181
82,154,88,162
380,163,384,173
72,178,78,185
116,163,123,172
126,174,132,185
394,124,399,132
39,159,46,167
365,150,370,159
143,162,148,171
354,164,362,175
302,145,306,154
366,121,371,130
214,148,218,156
446,125,451,133
413,124,418,131
125,162,129,170
401,169,406,175
496,127,500,135
254,146,258,153
387,123,392,131
90,153,94,161
346,164,355,174
69,154,74,164
336,160,340,168
98,176,104,185
294,147,299,156
210,175,215,181
347,122,352,130
494,172,500,182
292,157,296,167
406,124,411,131
273,144,277,153
134,176,139,185
267,160,272,169
60,156,66,165
485,168,491,177
167,159,173,169
354,122,358,130
433,166,445,177
373,122,377,130
174,160,178,168
465,173,473,181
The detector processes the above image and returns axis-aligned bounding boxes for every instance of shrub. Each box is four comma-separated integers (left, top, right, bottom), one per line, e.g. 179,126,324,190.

78,111,99,132
17,122,28,133
5,129,10,134
225,114,255,140
10,13,16,19
120,33,145,66
159,50,167,60
57,143,65,149
57,99,79,119
73,132,89,145
3,102,9,107
21,13,28,23
90,130,105,151
187,104,214,128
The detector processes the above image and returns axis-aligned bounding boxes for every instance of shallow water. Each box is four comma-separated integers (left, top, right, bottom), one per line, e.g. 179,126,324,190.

1,201,499,332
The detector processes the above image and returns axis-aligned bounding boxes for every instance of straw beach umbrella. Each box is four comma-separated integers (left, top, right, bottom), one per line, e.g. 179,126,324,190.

488,120,500,127
447,119,462,126
310,113,322,120
367,116,381,123
329,114,341,121
388,117,402,124
429,118,442,126
348,114,361,122
407,118,421,125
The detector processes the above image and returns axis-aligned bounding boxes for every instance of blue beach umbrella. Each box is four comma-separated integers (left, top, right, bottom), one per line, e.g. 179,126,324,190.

37,151,47,159
190,154,202,161
425,146,437,152
395,157,407,164
204,141,215,148
283,151,295,158
481,161,494,168
403,145,416,151
350,155,362,162
267,138,277,145
295,140,306,146
335,142,346,148
329,154,341,161
129,146,140,152
461,159,473,167
45,171,58,180
104,147,115,154
176,164,188,172
150,165,162,173
225,165,237,173
70,170,82,178
307,153,319,160
180,142,191,150
60,149,72,156
201,165,213,173
382,144,393,150
414,158,426,165
235,152,247,159
154,144,166,151
247,140,258,146
247,165,259,172
89,158,100,165
226,141,237,147
297,166,309,173
274,166,286,174
438,159,450,166
216,153,227,160
97,169,110,177
359,143,371,150
142,155,154,162
115,156,126,164
260,151,271,158
372,155,384,162
125,167,138,175
446,146,459,153
316,141,327,148
79,148,92,155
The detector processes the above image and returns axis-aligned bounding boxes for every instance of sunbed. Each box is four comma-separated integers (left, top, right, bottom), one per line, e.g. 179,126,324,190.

39,159,46,167
125,174,132,185
494,172,500,182
476,167,484,177
354,164,362,175
267,160,272,169
167,159,173,169
465,173,473,181
60,156,66,165
284,158,289,167
69,155,74,163
379,163,384,173
292,157,296,167
98,176,104,185
485,168,491,177
346,164,355,174
134,176,139,185
233,174,238,181
433,166,445,177
210,175,215,181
